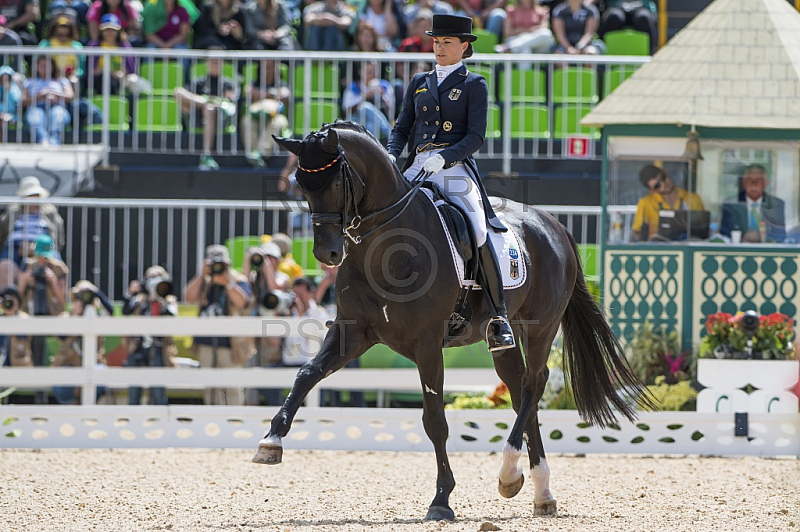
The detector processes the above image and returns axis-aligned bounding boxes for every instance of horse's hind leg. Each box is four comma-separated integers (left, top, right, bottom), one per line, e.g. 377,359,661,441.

252,322,371,465
522,334,558,516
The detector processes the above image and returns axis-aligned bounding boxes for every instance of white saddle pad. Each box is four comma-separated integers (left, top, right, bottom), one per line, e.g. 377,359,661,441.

422,189,527,290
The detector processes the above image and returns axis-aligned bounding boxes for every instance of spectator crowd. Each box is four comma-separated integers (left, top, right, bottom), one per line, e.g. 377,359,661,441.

0,0,658,168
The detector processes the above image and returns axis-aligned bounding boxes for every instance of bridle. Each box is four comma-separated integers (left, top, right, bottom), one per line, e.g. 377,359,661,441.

303,143,430,245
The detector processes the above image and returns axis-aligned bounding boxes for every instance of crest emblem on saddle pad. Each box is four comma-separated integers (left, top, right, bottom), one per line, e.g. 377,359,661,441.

509,246,520,280
448,89,461,101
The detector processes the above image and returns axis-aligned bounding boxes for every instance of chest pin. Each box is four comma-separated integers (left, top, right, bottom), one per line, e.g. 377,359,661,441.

443,121,452,131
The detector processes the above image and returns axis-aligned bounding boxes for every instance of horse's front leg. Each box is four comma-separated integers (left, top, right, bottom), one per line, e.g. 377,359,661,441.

416,349,456,521
252,321,371,465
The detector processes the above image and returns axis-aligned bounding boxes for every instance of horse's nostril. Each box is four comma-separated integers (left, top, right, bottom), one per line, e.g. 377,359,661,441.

329,251,339,264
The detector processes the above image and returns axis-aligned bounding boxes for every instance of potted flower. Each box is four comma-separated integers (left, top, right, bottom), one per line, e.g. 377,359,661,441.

698,312,796,360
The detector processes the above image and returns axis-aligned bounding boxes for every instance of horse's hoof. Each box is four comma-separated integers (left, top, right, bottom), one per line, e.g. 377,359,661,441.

534,499,558,516
424,505,455,521
498,472,525,498
251,437,283,465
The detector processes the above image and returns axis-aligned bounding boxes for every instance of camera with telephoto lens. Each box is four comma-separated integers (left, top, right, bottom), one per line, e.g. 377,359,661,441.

741,310,760,336
32,265,47,283
261,289,295,312
2,296,15,311
144,276,173,299
250,253,264,270
78,289,96,306
210,260,227,276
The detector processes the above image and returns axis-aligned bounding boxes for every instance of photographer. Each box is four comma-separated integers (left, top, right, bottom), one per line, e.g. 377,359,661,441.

283,276,364,407
0,176,65,287
122,266,178,406
51,280,113,405
244,242,290,406
184,245,253,405
0,286,32,371
18,234,68,403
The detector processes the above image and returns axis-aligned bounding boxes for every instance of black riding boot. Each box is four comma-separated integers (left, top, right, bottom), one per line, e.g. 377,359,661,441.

478,238,516,351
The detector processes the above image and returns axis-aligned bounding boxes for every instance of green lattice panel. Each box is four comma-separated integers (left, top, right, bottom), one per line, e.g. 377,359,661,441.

604,249,684,345
693,250,800,346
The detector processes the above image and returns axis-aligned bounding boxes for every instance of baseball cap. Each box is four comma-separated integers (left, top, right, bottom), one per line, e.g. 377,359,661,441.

34,234,54,258
260,242,282,260
205,244,231,264
99,13,121,31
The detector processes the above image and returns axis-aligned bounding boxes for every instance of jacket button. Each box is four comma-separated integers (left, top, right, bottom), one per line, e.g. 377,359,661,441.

423,134,427,139
435,121,439,125
425,121,429,125
436,106,440,111
423,106,427,111
432,134,436,138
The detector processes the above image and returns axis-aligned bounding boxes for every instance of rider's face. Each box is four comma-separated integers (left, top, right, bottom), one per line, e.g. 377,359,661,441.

433,37,466,67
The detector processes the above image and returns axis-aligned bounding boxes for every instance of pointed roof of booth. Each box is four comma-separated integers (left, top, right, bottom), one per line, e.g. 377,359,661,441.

582,0,800,129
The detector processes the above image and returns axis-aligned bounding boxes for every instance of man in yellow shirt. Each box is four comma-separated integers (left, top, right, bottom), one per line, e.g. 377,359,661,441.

632,165,705,241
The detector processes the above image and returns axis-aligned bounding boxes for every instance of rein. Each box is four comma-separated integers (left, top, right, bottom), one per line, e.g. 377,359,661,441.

309,144,430,245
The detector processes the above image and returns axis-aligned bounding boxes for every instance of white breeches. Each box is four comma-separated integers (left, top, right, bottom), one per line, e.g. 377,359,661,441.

404,149,488,247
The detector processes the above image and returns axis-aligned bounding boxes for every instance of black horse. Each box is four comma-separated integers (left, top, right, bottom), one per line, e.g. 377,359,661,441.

253,121,650,520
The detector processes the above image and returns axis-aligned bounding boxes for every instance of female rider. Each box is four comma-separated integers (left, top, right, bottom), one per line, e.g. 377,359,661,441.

387,14,515,351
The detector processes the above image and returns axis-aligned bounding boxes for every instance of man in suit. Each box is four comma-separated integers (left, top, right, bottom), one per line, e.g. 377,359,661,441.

720,164,786,243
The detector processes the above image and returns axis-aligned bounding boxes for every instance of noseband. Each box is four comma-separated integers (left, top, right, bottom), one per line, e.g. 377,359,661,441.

304,143,431,245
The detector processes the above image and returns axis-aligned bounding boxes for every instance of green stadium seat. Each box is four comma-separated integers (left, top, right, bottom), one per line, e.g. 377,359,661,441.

291,236,322,278
486,103,501,138
190,62,241,83
603,64,640,97
553,104,600,139
499,68,547,103
135,97,182,133
604,29,650,56
292,101,339,136
469,64,496,101
139,61,184,97
510,104,550,139
293,63,340,100
472,29,499,54
88,96,129,132
225,235,262,273
552,67,599,104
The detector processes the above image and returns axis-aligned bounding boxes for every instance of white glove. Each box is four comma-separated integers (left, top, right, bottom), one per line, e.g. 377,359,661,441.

422,153,445,174
388,153,396,163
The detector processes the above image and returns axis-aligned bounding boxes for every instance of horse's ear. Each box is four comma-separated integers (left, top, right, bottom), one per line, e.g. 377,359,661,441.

273,135,302,156
322,129,339,154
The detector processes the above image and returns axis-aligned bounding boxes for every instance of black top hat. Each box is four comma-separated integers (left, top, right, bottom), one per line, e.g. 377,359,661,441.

426,14,478,42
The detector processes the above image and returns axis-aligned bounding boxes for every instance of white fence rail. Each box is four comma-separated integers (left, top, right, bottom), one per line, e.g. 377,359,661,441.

1,406,797,457
1,317,798,456
0,197,611,300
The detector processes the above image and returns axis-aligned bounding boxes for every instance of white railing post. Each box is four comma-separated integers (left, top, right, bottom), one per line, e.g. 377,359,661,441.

101,49,112,167
80,305,98,406
196,205,206,275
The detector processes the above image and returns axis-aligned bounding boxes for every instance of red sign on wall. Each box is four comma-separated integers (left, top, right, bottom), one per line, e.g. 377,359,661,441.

565,136,591,158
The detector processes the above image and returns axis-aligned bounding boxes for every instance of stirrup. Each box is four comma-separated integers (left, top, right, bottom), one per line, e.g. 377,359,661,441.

486,316,516,352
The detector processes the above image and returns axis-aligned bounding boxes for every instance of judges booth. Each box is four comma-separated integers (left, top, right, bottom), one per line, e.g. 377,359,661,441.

602,134,800,351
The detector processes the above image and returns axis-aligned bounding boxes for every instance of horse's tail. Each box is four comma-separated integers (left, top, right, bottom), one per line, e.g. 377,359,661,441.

560,233,654,428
